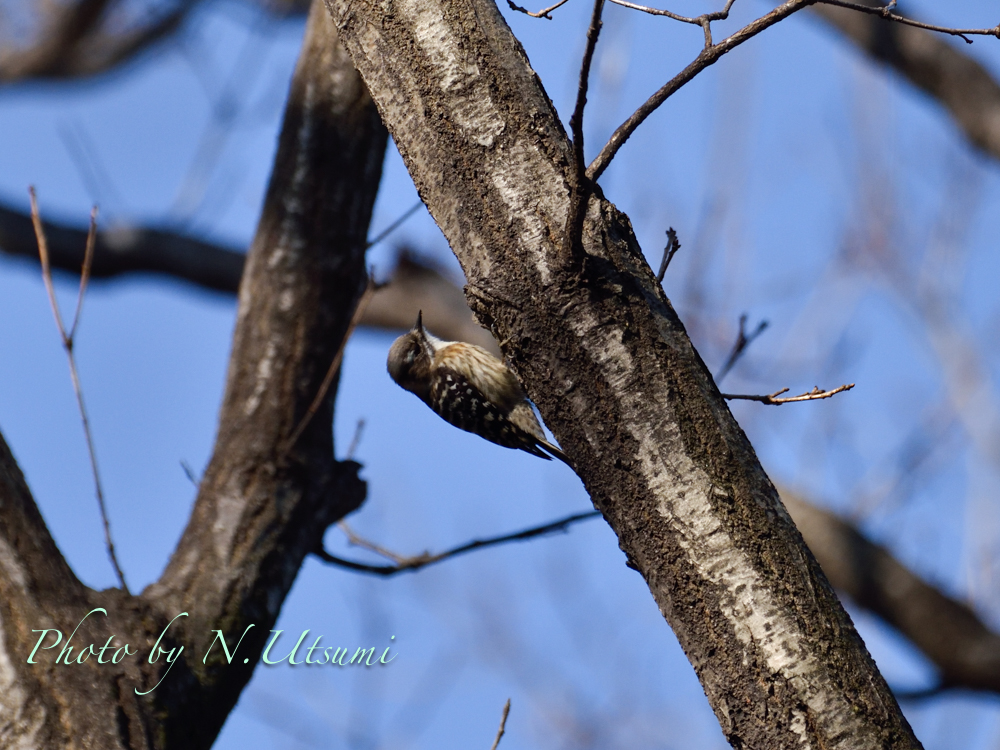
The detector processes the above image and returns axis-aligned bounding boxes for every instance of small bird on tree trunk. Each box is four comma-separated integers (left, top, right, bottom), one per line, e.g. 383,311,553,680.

387,312,571,466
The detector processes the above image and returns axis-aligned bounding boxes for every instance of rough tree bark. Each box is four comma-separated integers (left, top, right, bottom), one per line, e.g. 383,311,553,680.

0,3,385,747
323,0,920,747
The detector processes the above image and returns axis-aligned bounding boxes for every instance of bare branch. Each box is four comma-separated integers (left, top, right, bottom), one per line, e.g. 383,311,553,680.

606,0,715,23
315,510,603,576
655,226,681,283
816,0,1000,44
812,1,1000,162
0,201,246,291
606,0,739,45
505,0,572,19
366,200,424,248
588,0,819,181
344,419,366,461
0,0,200,83
0,203,500,352
337,520,407,564
181,460,201,487
29,188,128,592
565,0,605,258
722,383,854,404
590,0,1000,181
715,313,768,383
68,206,98,342
571,0,605,174
489,699,512,750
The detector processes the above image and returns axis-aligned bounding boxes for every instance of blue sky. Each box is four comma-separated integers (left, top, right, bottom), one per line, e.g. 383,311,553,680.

2,1,1000,747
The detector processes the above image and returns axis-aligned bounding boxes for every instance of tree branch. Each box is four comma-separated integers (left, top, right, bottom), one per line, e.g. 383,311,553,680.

506,0,571,20
315,511,602,576
0,0,200,83
715,313,767,383
588,0,820,181
812,0,1000,162
29,192,128,592
816,0,1000,44
0,202,246,292
722,383,854,404
655,226,680,283
565,0,605,258
489,699,511,750
0,205,499,353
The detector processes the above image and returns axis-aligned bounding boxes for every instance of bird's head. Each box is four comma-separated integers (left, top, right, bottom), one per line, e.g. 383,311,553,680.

387,311,437,398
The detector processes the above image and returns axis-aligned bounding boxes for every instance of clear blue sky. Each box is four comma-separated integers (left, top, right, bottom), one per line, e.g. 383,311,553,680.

1,1,999,747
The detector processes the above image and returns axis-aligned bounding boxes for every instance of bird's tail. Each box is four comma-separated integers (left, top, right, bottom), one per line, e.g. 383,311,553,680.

539,438,574,469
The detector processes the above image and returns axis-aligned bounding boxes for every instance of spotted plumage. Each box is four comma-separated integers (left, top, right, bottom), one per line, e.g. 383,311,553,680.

387,312,571,466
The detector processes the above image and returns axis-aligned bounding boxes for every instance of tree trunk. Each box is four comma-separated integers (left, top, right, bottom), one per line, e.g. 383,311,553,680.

323,0,921,747
0,2,386,747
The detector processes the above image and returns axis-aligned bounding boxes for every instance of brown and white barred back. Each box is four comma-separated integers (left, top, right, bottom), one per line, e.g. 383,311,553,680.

386,312,571,466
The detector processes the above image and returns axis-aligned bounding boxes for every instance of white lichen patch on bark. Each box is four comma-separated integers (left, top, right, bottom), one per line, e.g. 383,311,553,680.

0,536,26,592
406,1,504,147
574,311,870,748
0,616,44,749
244,340,277,417
212,486,247,565
488,139,570,283
392,0,570,278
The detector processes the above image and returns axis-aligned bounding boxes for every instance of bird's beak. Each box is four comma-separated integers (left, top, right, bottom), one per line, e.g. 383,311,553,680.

414,310,424,331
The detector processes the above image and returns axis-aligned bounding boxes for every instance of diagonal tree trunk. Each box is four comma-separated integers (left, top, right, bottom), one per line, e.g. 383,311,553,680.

0,2,386,747
323,0,921,747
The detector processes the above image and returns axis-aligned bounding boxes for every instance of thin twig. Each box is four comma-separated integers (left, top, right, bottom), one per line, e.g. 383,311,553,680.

366,200,424,249
570,0,605,170
608,0,739,41
31,191,68,348
490,700,512,750
816,0,1000,44
58,121,126,221
315,510,602,576
283,278,376,454
722,383,855,405
29,188,128,593
564,0,605,258
506,0,571,19
588,0,818,181
338,520,407,564
68,206,97,342
656,227,681,282
604,0,740,47
716,313,768,383
345,418,366,461
180,460,200,488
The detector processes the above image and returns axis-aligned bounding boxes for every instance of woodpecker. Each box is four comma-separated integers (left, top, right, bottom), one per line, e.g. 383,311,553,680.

387,312,571,466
